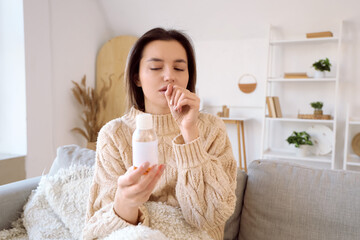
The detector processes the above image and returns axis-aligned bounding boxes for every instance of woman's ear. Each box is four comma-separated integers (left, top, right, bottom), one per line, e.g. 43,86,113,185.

134,74,141,87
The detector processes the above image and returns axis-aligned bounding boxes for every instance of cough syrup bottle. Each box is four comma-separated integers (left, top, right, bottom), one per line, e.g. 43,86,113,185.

132,113,158,173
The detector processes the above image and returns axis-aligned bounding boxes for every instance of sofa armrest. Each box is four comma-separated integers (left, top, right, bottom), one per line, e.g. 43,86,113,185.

0,176,41,230
224,169,248,240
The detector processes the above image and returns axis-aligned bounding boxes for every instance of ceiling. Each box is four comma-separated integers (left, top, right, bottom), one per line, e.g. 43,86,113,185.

97,0,358,41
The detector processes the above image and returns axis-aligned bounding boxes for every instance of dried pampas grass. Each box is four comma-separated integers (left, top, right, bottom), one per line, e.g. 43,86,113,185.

71,75,112,142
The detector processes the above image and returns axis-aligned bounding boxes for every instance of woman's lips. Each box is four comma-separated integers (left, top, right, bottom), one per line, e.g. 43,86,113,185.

159,86,168,93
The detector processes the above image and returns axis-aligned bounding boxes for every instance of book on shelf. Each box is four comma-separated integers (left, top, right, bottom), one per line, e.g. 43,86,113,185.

306,31,333,38
266,96,282,118
273,96,282,118
284,72,309,79
266,97,276,118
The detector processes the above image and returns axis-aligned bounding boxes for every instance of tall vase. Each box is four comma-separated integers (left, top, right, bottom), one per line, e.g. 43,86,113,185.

314,70,325,79
86,142,96,151
296,145,312,157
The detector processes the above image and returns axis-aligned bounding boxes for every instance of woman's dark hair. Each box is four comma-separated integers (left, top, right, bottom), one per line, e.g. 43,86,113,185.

124,27,197,112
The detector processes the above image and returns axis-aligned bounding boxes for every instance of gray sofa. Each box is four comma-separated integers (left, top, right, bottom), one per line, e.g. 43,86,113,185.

1,145,360,240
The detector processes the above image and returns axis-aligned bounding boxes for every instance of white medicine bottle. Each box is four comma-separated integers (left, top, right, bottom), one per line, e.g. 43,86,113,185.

132,113,158,172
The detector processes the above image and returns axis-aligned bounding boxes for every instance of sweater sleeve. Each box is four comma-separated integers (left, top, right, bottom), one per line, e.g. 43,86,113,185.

82,124,149,240
172,117,237,233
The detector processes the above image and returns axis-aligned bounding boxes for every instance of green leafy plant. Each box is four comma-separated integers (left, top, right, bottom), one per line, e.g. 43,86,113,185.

310,101,323,110
312,58,331,72
286,131,313,148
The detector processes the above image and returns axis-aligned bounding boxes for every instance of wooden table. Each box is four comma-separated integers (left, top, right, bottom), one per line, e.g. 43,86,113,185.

221,117,249,172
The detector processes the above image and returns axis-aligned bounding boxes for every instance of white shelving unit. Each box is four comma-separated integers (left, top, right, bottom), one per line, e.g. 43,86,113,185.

260,23,343,169
270,37,339,45
266,117,334,124
268,78,336,83
343,110,360,170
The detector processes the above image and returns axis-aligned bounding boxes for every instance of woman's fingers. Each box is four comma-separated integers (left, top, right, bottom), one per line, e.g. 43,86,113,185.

175,94,198,113
169,86,197,109
172,88,182,108
118,162,150,187
177,98,199,110
176,91,198,107
166,84,199,111
132,165,158,192
133,165,165,201
143,164,166,192
165,84,173,106
115,164,166,207
125,164,165,197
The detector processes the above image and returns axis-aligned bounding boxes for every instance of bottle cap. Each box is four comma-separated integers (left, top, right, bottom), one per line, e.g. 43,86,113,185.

136,114,153,130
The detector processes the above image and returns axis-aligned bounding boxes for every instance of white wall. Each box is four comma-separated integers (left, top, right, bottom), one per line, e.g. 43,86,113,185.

195,39,267,165
0,0,26,155
23,0,112,177
22,0,360,177
24,0,57,178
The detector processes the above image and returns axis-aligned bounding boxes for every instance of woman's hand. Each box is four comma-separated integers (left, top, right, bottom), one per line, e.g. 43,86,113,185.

165,84,200,143
114,162,165,224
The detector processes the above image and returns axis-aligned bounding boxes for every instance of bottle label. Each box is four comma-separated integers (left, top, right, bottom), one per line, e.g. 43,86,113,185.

132,140,158,168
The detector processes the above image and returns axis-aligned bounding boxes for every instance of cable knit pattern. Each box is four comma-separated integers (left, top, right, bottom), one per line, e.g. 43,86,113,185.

83,107,237,240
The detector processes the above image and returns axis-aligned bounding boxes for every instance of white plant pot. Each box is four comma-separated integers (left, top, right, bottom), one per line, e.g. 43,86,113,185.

296,145,312,157
314,70,325,79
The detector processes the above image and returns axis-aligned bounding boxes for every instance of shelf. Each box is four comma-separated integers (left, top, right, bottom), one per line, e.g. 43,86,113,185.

263,149,332,163
349,118,360,125
268,78,337,82
347,162,360,167
266,117,334,124
347,154,360,165
221,117,251,121
270,37,339,45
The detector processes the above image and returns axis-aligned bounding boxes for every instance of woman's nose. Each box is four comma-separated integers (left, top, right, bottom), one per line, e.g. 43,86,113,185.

163,68,175,82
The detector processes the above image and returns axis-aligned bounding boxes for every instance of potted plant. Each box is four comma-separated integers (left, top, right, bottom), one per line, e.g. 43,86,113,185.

312,58,331,78
71,75,112,150
286,131,314,157
310,101,323,116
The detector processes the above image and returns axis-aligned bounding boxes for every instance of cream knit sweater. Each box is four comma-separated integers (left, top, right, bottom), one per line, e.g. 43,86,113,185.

83,107,237,240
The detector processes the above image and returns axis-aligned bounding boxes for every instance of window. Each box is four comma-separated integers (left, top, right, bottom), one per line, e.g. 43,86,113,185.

0,0,27,156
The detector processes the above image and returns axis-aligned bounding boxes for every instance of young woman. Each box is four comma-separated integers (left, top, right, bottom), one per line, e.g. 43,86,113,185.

83,28,237,240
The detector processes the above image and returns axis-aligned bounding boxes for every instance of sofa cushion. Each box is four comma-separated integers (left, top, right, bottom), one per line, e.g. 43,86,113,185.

224,169,247,240
239,160,360,240
48,145,95,176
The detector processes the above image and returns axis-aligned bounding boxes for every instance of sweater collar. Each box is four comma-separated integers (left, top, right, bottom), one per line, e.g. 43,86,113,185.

127,106,179,135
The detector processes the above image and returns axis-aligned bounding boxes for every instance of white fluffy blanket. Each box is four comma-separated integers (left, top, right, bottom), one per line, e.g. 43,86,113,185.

0,165,211,240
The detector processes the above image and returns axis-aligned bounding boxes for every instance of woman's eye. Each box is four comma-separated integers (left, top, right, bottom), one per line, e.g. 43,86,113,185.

174,68,184,71
150,68,162,70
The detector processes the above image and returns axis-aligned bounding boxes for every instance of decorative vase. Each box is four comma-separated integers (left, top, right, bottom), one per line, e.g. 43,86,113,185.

314,70,325,79
296,145,312,157
86,142,97,151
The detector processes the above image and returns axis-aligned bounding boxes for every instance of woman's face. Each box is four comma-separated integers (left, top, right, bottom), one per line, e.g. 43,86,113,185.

137,40,189,114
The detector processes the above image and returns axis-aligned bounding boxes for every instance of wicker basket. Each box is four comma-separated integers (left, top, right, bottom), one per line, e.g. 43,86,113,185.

298,114,332,120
